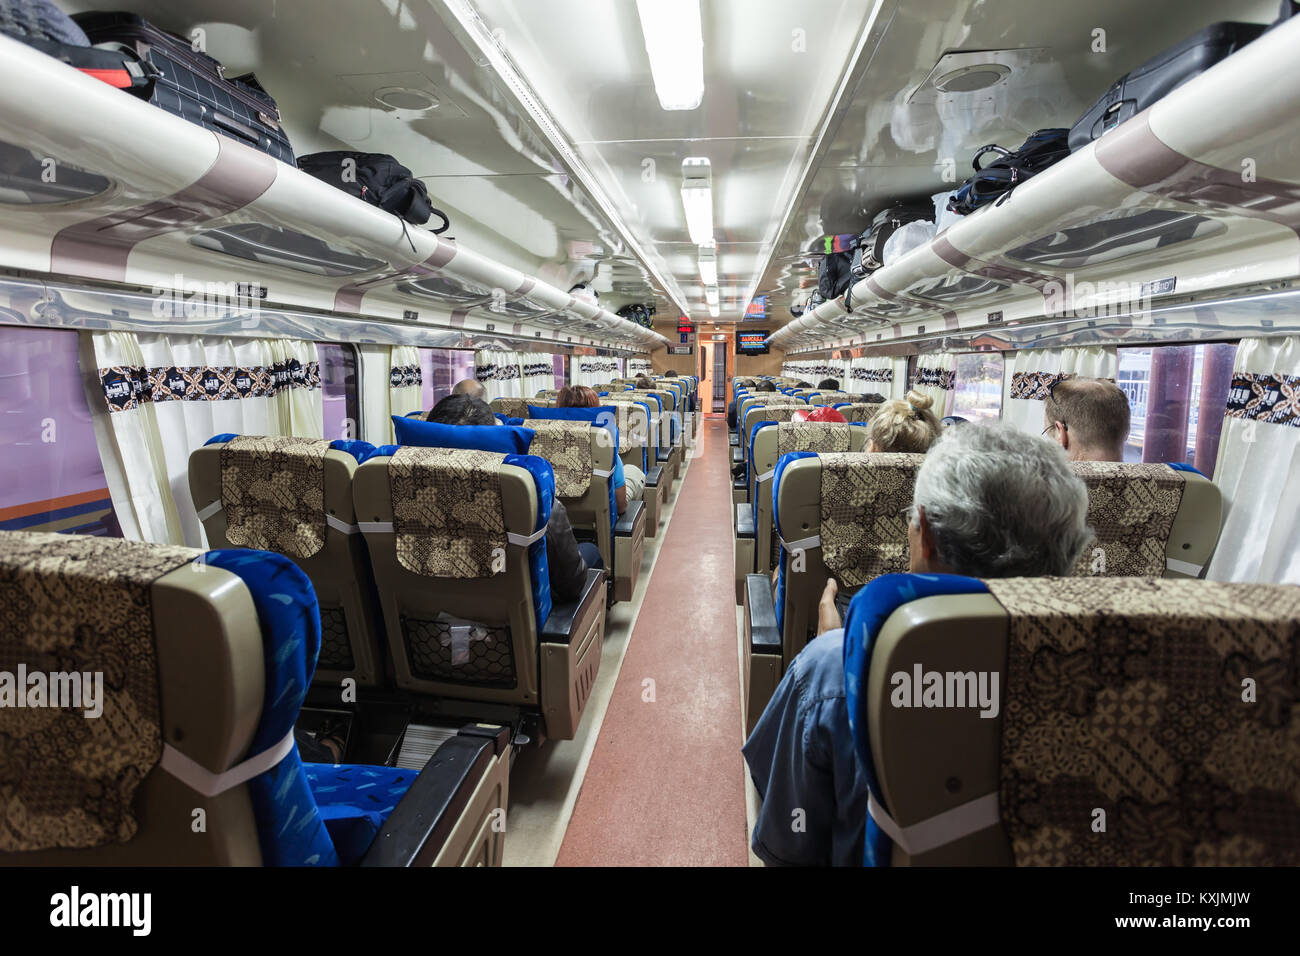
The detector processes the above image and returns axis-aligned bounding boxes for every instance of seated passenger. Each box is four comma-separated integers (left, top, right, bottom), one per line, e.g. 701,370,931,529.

555,384,644,512
860,392,886,403
426,394,601,601
634,374,655,390
743,422,1091,866
864,390,942,453
795,381,813,388
452,378,487,401
1042,377,1131,462
817,378,840,391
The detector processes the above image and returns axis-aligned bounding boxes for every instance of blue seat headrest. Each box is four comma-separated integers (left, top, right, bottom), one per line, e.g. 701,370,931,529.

392,415,534,454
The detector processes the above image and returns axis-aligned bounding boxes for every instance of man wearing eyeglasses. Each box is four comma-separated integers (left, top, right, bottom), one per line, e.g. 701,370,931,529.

1041,376,1131,462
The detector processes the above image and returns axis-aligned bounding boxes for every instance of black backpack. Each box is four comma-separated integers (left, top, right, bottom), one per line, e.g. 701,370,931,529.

297,151,449,232
947,129,1071,215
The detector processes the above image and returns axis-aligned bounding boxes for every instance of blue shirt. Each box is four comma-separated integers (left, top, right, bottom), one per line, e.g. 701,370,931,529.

742,628,868,866
612,454,625,490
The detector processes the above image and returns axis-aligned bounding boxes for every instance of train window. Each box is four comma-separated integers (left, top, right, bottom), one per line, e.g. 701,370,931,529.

0,141,111,204
0,326,118,536
1116,342,1237,475
318,343,358,440
422,349,476,405
190,223,387,277
951,352,1004,423
1006,209,1224,269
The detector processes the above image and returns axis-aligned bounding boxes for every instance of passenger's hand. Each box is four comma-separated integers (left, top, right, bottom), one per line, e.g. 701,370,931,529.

817,578,841,634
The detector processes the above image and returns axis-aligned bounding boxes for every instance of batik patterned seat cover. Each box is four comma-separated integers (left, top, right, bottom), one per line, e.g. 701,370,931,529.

526,420,595,499
818,453,926,589
0,531,199,852
388,447,508,578
1069,462,1186,577
220,435,330,559
987,577,1300,866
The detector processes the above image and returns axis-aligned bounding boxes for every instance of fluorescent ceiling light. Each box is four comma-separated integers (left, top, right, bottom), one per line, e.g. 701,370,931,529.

705,284,719,307
681,157,713,245
635,0,704,111
697,240,717,286
708,301,720,318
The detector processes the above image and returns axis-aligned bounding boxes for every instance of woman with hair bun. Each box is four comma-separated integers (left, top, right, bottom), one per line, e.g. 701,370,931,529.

865,389,943,453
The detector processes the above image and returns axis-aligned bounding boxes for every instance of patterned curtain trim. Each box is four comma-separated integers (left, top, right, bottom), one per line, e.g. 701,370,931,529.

522,361,552,378
578,358,620,374
388,364,422,389
474,362,522,382
1010,370,1074,401
1226,372,1300,427
99,360,321,413
851,367,893,384
913,366,955,390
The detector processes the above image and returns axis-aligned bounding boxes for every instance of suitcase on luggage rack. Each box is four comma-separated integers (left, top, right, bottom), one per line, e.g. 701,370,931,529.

0,0,154,95
1068,20,1267,152
73,10,295,164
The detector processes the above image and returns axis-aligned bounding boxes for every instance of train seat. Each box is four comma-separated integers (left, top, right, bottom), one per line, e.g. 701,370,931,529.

627,388,682,482
844,574,1300,866
600,393,669,528
0,531,509,867
735,402,807,502
353,446,605,740
489,396,532,419
744,452,926,732
530,418,645,602
831,402,883,423
1068,461,1223,579
735,421,869,604
534,389,560,400
189,435,387,690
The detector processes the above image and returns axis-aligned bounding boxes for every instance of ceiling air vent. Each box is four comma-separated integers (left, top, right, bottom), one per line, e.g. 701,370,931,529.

908,48,1048,104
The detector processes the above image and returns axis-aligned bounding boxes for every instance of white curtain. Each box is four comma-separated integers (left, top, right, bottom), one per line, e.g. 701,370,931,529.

389,345,422,424
911,352,958,417
473,349,524,401
847,355,906,399
1207,335,1300,585
1003,346,1118,435
521,353,555,397
357,344,421,446
83,331,323,547
573,356,621,389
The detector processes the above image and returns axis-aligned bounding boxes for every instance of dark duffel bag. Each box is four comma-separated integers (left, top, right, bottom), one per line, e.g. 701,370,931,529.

298,151,450,231
1068,21,1267,152
947,128,1071,216
74,10,295,165
851,202,934,279
0,0,154,95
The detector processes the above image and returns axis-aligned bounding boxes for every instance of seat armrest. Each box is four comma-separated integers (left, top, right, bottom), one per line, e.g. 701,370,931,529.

745,575,781,656
729,432,739,446
733,474,747,492
359,733,494,867
656,449,671,463
614,498,645,537
540,568,605,643
645,464,664,487
736,503,755,538
731,446,744,464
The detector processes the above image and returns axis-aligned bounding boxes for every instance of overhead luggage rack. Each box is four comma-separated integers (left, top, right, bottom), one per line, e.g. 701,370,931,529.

770,16,1300,354
0,34,667,354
